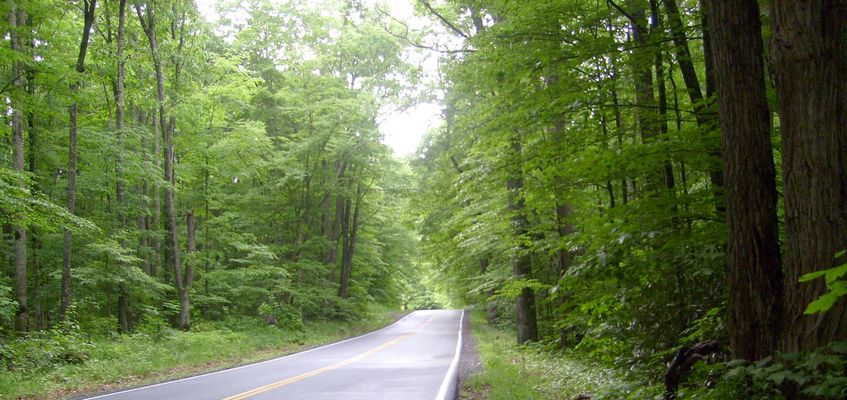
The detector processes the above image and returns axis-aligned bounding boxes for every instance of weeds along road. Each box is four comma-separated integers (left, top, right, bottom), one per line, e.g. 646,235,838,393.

82,310,464,400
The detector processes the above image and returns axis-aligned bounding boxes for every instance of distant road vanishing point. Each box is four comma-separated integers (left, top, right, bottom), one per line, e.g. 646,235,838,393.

83,310,464,400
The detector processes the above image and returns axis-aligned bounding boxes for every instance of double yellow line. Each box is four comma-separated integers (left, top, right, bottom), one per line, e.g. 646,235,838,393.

223,313,438,400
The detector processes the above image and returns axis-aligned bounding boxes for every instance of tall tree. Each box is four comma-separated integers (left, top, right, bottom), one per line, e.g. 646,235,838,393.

626,1,663,192
8,0,28,332
507,134,538,343
136,1,189,330
114,0,130,333
706,0,783,361
60,0,97,321
771,0,847,353
338,180,362,299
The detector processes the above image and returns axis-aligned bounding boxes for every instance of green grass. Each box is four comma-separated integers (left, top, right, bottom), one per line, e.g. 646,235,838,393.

0,308,401,400
461,312,630,400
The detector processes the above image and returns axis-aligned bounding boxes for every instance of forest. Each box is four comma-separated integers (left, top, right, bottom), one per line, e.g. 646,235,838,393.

2,0,846,399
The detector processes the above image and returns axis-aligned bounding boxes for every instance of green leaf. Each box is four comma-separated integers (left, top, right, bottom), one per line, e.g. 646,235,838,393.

804,291,841,314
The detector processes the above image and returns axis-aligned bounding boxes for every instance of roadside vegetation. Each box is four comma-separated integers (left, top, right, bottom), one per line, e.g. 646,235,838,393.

4,0,847,399
0,306,399,400
464,310,847,400
414,1,847,398
461,311,628,400
2,0,430,398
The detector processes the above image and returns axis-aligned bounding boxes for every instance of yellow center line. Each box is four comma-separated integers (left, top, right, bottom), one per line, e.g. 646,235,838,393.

222,312,438,400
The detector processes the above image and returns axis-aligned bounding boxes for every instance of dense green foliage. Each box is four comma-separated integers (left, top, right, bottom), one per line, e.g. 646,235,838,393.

3,0,846,399
414,0,725,362
0,0,428,386
410,0,846,398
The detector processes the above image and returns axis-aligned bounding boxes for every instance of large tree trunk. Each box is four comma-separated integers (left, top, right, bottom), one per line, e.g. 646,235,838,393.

8,0,28,332
60,0,97,321
507,135,538,344
706,0,783,361
771,0,847,353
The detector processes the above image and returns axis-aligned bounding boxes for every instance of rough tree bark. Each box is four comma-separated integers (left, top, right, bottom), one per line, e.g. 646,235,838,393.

770,0,847,353
706,0,783,361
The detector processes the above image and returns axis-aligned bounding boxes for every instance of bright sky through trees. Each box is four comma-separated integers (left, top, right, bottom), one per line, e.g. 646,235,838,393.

196,0,442,156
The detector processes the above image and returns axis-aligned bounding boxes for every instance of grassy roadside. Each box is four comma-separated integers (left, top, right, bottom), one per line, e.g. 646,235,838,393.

1,307,404,400
460,313,629,400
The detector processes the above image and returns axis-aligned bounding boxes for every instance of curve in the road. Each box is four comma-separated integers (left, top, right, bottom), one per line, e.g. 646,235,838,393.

83,309,463,400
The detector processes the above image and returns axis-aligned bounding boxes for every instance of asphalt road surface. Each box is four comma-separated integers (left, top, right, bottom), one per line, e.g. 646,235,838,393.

83,310,464,400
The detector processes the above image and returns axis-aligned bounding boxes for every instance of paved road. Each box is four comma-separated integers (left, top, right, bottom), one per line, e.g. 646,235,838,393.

84,310,464,400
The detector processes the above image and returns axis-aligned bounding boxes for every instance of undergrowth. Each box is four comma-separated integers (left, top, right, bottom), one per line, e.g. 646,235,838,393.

463,311,847,400
0,306,397,400
462,311,629,400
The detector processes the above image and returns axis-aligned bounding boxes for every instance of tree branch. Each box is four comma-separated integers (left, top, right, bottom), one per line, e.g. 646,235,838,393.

418,0,470,39
606,0,639,27
376,4,474,55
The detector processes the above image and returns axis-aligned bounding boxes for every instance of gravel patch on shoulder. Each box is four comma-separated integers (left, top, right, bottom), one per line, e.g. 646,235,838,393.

458,310,482,391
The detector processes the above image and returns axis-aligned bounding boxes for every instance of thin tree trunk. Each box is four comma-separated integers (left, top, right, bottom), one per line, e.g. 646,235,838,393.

115,0,129,333
771,0,847,353
118,286,129,333
663,0,724,215
507,134,538,344
151,112,161,277
182,211,195,330
25,28,40,330
648,0,674,190
9,0,28,331
339,182,362,299
137,3,187,330
326,162,346,283
61,0,97,321
611,83,628,205
115,0,127,231
139,111,151,275
628,4,663,192
204,152,210,296
706,0,783,361
479,258,498,324
700,0,716,101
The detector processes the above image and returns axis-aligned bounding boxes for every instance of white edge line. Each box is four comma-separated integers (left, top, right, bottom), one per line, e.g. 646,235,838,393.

435,309,464,400
83,312,417,400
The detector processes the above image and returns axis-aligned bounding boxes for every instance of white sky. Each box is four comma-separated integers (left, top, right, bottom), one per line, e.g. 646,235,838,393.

194,0,443,157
